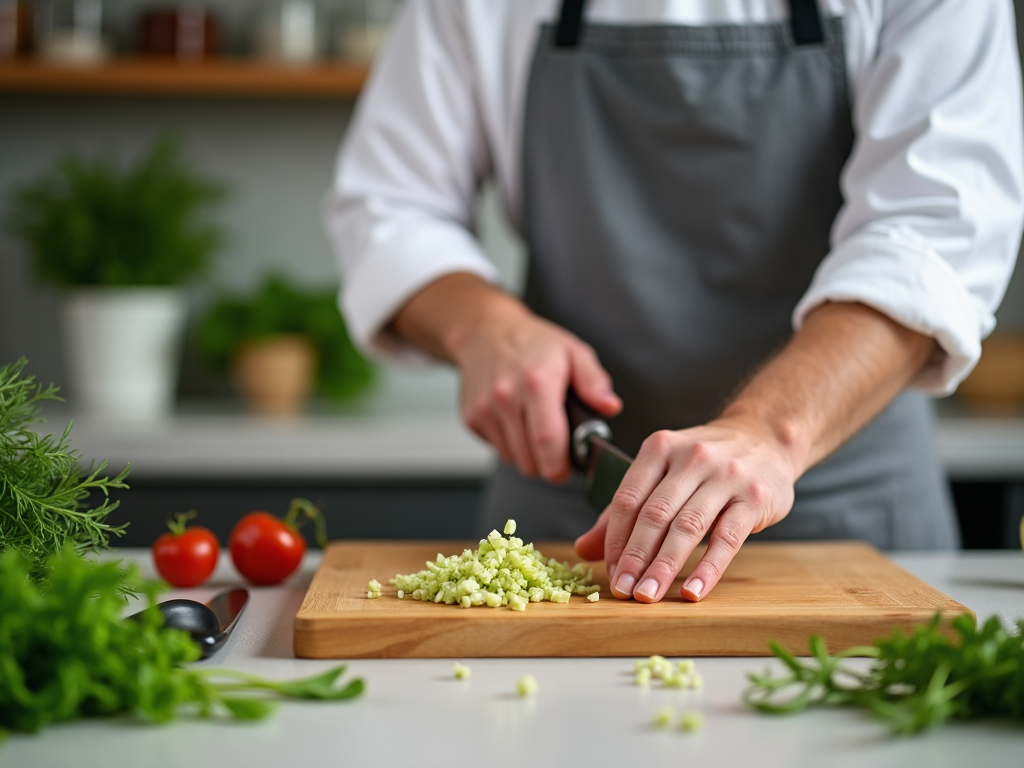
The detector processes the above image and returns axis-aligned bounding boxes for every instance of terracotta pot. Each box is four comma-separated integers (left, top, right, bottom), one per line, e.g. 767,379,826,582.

233,334,316,417
956,334,1024,408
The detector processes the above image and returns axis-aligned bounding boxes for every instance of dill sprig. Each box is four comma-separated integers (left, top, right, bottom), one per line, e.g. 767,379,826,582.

0,358,130,581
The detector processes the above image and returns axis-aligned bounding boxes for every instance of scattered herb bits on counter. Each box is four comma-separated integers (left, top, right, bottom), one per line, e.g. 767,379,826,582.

650,706,674,729
0,547,364,738
390,521,599,610
649,706,703,733
679,711,704,732
743,612,1024,734
634,656,701,689
452,663,471,680
516,674,538,697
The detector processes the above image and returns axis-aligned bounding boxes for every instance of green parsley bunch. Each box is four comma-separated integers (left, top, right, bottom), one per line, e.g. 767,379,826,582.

0,548,363,739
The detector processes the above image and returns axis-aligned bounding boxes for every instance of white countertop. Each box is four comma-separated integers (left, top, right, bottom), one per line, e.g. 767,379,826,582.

3,548,1022,768
33,368,1024,480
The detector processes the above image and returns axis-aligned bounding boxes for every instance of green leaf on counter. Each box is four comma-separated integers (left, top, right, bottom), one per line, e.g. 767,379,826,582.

0,547,365,739
743,612,1024,734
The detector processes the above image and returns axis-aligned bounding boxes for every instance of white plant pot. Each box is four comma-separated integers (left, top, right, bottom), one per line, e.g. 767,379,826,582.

62,288,187,420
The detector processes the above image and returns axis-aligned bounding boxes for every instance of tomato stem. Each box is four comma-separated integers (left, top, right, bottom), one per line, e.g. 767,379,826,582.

166,509,198,536
283,498,328,548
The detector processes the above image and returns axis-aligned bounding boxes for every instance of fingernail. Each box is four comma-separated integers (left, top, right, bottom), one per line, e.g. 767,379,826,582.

635,578,659,600
613,573,635,597
682,577,704,600
608,564,617,582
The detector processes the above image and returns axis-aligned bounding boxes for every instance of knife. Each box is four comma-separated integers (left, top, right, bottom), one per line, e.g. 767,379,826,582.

126,587,249,659
566,389,634,512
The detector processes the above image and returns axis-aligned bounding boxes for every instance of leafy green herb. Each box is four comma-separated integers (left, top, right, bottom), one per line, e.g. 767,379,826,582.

4,133,228,287
0,547,364,739
195,273,374,401
743,613,1024,734
0,358,129,581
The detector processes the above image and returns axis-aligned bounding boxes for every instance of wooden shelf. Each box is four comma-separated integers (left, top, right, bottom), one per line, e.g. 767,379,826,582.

0,58,369,98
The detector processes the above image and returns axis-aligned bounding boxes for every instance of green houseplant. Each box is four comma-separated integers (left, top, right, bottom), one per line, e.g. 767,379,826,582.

195,274,374,415
4,134,229,420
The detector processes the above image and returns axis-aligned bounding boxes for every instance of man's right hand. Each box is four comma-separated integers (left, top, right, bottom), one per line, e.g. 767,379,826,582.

391,273,621,482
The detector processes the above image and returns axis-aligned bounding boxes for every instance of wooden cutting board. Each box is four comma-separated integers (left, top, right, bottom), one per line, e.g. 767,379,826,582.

293,540,972,659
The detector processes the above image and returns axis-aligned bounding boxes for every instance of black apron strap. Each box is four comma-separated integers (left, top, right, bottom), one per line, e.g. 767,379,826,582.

789,0,824,45
555,0,587,48
557,0,822,49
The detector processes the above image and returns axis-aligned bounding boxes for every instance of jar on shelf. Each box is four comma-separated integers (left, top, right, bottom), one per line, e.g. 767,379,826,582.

0,0,33,58
252,0,324,64
334,0,399,63
34,0,109,64
137,5,219,60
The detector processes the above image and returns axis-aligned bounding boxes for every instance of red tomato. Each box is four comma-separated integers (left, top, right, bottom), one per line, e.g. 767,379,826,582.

229,499,326,586
152,512,220,587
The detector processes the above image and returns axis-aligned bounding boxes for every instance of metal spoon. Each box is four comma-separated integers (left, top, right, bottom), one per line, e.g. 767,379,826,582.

126,588,249,659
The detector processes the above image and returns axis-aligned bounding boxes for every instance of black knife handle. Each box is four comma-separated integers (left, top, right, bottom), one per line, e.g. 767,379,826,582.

566,388,612,470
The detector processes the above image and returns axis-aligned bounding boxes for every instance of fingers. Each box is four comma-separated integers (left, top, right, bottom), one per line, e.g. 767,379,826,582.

574,506,611,562
568,344,622,417
679,508,757,602
461,332,619,483
601,426,792,604
523,366,572,482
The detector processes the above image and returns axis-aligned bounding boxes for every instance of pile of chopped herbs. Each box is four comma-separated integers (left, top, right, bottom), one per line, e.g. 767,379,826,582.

391,521,599,611
0,547,364,739
0,358,128,581
743,612,1024,734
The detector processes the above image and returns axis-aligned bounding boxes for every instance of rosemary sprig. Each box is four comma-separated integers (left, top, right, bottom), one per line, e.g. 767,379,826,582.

0,358,129,581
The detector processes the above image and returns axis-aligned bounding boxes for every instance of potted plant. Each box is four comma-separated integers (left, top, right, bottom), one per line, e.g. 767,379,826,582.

4,134,228,420
195,274,375,416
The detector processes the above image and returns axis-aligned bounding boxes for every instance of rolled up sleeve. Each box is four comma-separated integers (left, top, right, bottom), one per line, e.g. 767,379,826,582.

323,0,500,363
794,0,1024,395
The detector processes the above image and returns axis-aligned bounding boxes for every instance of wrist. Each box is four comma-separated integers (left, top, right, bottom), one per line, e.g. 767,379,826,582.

714,402,813,482
442,285,528,366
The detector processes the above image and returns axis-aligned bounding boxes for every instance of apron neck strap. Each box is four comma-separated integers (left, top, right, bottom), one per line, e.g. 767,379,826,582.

554,0,824,48
555,0,587,48
789,0,824,44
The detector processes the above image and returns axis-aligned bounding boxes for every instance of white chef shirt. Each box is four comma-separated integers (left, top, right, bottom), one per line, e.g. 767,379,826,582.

324,0,1024,395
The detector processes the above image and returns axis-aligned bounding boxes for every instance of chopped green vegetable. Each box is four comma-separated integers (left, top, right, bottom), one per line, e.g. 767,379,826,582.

650,706,674,728
587,591,600,602
635,656,701,689
503,519,516,536
391,521,596,611
0,546,364,737
679,710,704,732
453,662,470,680
516,674,538,697
636,666,653,687
0,358,129,582
743,613,1024,734
366,578,382,598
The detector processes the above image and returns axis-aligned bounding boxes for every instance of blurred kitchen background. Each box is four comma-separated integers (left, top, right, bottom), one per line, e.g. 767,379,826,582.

1,0,1023,550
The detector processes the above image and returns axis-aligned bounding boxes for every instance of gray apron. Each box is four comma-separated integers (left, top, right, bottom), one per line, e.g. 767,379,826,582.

479,0,958,550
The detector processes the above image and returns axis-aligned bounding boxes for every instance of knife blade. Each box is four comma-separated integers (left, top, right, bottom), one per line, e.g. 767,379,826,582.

567,389,634,512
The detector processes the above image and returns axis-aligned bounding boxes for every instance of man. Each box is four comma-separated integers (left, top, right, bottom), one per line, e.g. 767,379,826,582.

325,0,1024,603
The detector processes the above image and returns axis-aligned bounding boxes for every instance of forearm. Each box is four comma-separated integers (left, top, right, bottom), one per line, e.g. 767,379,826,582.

718,301,939,480
390,273,527,364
